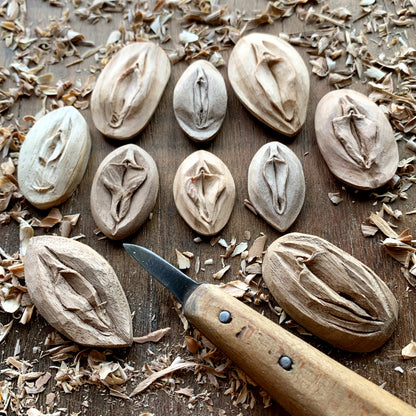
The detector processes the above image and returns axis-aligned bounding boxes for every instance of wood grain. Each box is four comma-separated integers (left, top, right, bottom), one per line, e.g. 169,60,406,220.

1,0,416,415
185,284,416,416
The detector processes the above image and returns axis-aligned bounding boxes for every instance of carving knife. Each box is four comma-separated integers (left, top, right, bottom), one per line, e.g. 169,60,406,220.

124,244,416,416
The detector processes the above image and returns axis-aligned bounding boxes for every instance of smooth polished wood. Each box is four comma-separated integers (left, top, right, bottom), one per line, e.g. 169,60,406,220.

1,1,416,415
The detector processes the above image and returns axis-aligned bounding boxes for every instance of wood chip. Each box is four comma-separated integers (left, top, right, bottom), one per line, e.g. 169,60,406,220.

402,341,416,359
0,320,13,343
361,224,379,237
130,357,197,397
212,265,230,280
246,234,267,262
219,280,250,298
133,328,171,344
368,212,399,238
328,192,343,205
231,241,248,257
37,208,62,228
176,249,191,270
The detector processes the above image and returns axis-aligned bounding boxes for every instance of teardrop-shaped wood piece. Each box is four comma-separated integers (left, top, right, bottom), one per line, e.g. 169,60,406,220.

173,60,227,142
173,150,235,236
90,144,159,240
315,89,399,189
248,142,305,231
18,106,91,210
91,41,171,140
263,233,398,352
228,33,310,137
25,235,133,347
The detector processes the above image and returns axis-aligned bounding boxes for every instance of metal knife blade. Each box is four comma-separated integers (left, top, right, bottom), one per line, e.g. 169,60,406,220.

123,244,200,305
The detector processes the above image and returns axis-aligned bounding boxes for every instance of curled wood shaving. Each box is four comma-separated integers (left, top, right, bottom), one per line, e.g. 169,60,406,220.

37,208,62,228
368,211,399,238
382,203,403,220
231,241,248,257
133,327,171,344
130,357,197,398
18,218,33,257
212,265,230,280
246,234,267,263
0,320,13,342
383,237,416,265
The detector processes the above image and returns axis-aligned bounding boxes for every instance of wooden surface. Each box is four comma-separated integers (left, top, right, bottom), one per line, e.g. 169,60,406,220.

1,0,416,415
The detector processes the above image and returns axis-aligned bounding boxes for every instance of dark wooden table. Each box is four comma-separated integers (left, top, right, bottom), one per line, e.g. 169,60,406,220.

1,0,416,415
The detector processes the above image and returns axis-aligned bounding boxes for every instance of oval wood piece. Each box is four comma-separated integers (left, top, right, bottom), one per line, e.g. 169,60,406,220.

90,144,159,240
18,106,91,210
248,141,305,232
173,60,227,142
315,89,399,190
262,232,399,352
173,150,235,236
228,32,310,137
25,235,133,347
91,41,171,140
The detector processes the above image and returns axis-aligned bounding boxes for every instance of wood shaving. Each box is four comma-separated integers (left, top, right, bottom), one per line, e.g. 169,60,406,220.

133,327,171,344
402,341,416,359
176,249,191,270
0,320,13,342
130,357,197,398
382,203,403,220
328,192,343,205
231,241,248,257
37,208,63,228
246,234,267,263
185,336,199,354
361,223,379,237
212,265,230,280
368,211,399,238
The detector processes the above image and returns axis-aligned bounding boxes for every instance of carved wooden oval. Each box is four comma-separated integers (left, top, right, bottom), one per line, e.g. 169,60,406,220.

91,41,171,140
173,150,235,236
263,233,398,352
228,33,310,137
18,106,91,210
248,142,305,232
91,144,159,240
315,89,399,190
173,60,227,142
25,235,133,347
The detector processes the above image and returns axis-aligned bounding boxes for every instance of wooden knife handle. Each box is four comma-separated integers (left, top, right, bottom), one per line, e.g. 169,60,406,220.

183,284,416,416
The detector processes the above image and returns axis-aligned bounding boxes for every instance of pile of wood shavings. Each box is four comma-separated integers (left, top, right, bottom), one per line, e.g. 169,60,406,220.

364,208,416,287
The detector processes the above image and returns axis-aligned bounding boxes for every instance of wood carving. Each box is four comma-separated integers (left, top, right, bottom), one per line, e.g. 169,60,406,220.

18,106,91,210
91,41,171,140
173,60,227,142
25,236,133,347
173,150,235,236
315,89,399,189
248,142,305,231
228,32,310,137
262,232,399,352
91,144,159,240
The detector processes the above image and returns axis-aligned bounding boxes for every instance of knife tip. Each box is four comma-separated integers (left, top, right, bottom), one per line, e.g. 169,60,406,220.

123,243,138,255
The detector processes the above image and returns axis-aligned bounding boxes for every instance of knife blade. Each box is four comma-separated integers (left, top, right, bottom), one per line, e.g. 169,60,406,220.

124,244,416,416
